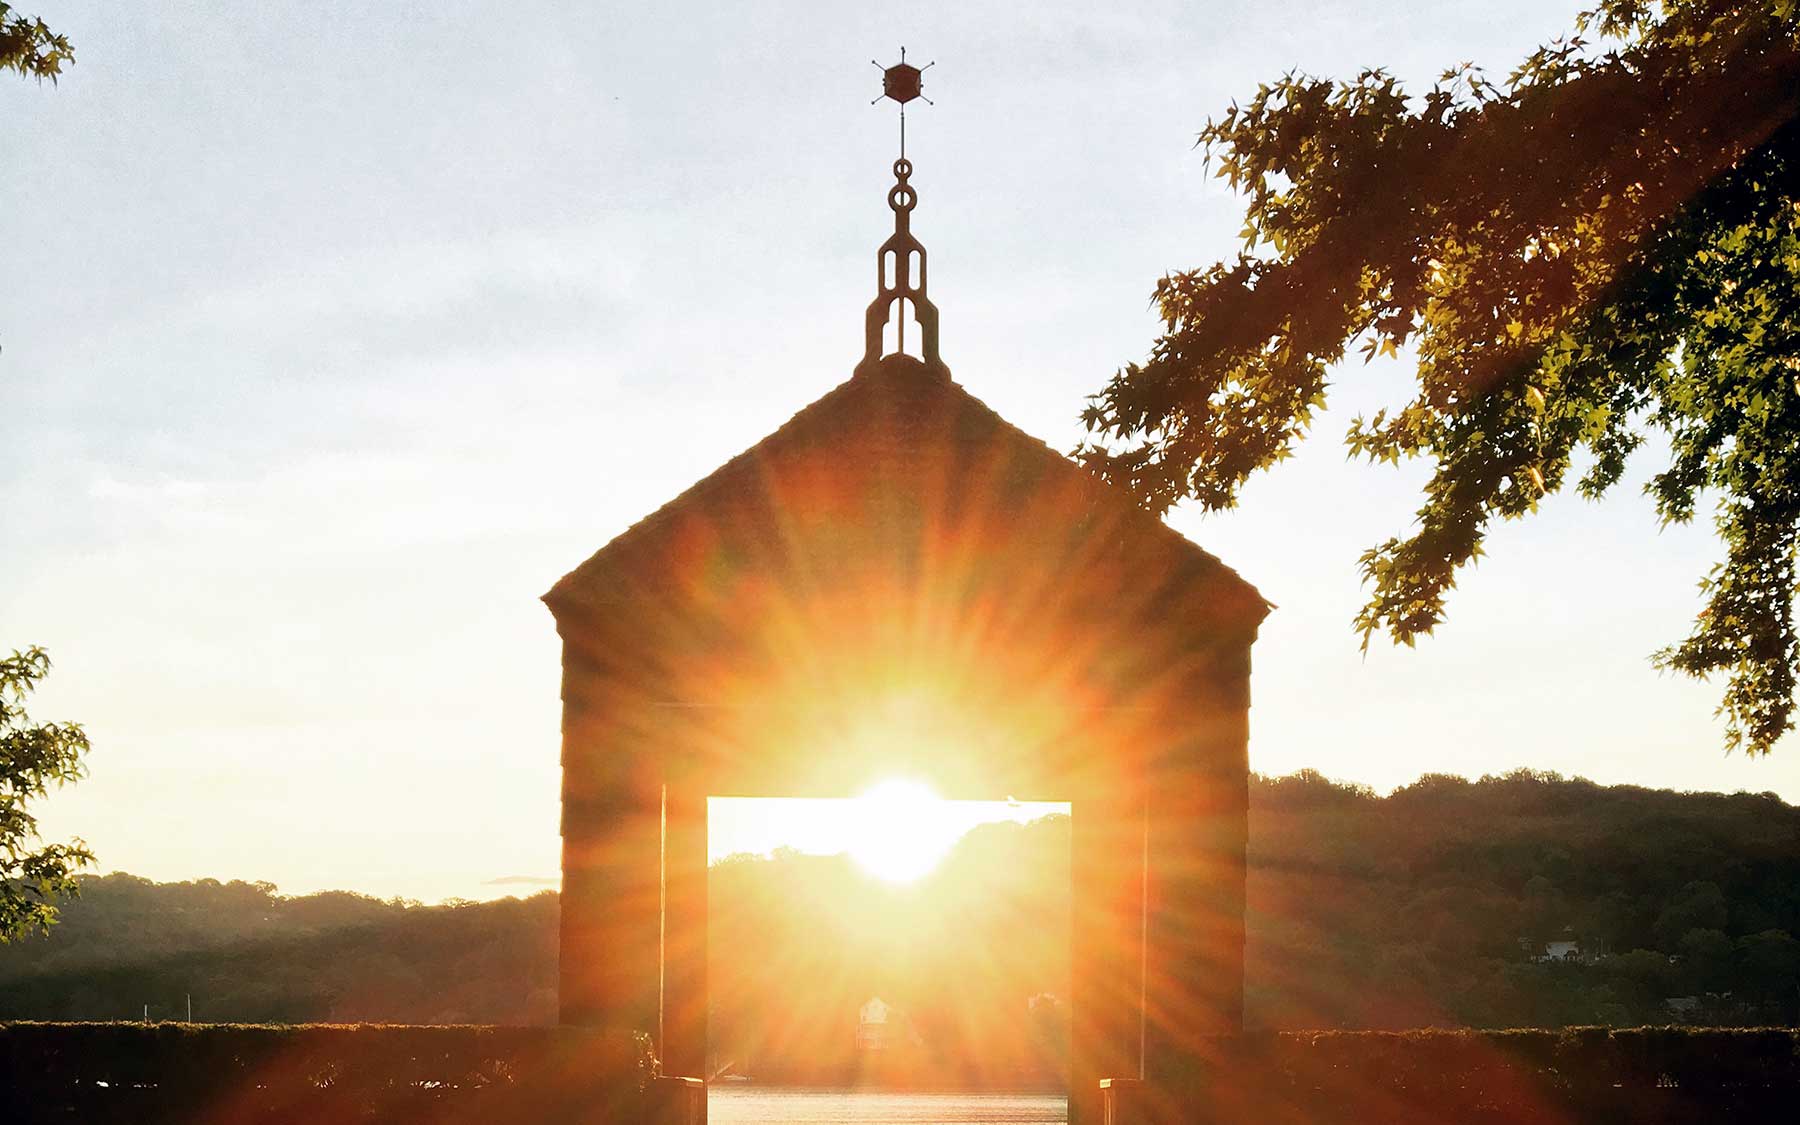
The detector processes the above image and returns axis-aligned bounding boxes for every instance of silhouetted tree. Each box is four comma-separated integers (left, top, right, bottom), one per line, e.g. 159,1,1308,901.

1737,928,1800,1023
1655,881,1730,949
1081,0,1800,753
0,647,93,941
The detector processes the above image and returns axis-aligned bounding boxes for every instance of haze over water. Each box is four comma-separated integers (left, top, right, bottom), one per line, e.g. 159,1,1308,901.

709,1088,1066,1124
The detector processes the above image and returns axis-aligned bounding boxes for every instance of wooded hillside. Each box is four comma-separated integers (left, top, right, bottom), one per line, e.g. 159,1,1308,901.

2,772,1795,1042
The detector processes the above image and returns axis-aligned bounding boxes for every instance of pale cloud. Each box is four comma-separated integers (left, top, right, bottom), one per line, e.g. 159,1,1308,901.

87,474,215,504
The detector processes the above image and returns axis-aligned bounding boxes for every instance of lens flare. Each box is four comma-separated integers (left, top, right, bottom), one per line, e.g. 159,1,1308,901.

846,779,961,883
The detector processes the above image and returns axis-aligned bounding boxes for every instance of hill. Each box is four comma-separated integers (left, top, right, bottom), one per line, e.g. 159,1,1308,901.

1,771,1796,1040
1248,769,1800,1028
0,877,558,1025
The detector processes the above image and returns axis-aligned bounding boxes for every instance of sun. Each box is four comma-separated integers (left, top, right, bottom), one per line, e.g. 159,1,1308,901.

846,779,962,883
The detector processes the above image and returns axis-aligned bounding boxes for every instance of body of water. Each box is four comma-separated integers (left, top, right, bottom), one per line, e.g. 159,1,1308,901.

709,1088,1068,1124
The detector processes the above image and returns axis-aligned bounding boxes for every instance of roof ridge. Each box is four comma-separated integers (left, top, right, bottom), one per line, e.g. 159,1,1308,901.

542,365,887,607
543,357,1265,616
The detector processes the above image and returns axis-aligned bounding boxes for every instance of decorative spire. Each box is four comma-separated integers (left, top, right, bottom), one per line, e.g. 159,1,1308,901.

857,50,947,379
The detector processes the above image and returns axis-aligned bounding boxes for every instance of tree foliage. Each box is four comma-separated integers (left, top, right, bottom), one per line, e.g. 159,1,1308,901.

1079,1,1800,753
0,3,72,82
1,647,94,941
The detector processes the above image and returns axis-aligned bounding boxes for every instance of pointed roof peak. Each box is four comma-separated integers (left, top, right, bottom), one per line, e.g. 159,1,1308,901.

542,358,1266,627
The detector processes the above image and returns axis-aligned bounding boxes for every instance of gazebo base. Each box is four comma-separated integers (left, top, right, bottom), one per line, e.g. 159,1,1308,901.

647,1075,707,1125
1101,1077,1205,1125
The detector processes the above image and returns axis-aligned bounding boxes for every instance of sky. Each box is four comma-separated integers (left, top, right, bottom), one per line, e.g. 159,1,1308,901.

5,1,1799,904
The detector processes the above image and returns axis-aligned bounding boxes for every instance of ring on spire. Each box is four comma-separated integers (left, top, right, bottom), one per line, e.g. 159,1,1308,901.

889,159,917,213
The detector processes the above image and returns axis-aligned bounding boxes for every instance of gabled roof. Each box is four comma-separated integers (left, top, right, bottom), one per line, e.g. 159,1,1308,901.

544,355,1266,631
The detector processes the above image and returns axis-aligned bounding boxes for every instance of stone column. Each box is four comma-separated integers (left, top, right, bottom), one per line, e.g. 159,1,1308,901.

560,805,663,1029
557,647,664,1034
1069,783,1147,1125
1141,644,1251,1097
661,774,710,1080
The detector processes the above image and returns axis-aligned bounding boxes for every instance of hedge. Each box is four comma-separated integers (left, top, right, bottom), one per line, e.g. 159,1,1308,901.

1126,1028,1800,1124
8,1023,1799,1123
0,1022,654,1124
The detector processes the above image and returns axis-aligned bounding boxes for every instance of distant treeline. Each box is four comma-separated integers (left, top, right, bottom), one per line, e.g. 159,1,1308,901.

1248,769,1800,1029
1,771,1796,1046
0,880,558,1025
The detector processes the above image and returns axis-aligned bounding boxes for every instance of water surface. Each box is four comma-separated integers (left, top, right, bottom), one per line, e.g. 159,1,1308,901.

709,1088,1068,1124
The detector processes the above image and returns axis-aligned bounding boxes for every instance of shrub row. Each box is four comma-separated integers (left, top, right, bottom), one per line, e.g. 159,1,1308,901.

0,1022,654,1124
1132,1027,1800,1124
9,1022,1798,1122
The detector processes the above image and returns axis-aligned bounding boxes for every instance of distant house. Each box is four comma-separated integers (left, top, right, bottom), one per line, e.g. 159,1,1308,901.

1522,929,1592,963
856,996,922,1052
856,997,895,1051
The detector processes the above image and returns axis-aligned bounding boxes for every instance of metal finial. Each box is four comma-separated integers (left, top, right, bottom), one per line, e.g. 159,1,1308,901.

871,47,935,158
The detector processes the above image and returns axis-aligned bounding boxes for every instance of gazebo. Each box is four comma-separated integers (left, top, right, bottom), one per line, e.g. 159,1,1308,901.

544,139,1266,1123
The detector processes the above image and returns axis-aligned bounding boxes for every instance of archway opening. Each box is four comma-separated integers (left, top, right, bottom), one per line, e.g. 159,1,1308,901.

706,790,1073,1114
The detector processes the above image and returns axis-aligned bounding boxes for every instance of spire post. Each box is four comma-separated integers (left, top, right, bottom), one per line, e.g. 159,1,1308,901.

857,50,947,379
